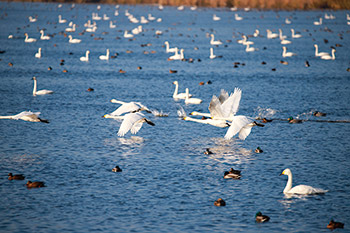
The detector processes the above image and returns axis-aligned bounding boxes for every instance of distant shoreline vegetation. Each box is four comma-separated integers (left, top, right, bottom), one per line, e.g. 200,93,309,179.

7,0,350,10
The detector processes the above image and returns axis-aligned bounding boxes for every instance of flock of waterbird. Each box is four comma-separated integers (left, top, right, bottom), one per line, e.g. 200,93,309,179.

2,3,347,228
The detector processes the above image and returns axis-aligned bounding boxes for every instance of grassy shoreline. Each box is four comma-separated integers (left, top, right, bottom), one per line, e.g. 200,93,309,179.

4,0,350,10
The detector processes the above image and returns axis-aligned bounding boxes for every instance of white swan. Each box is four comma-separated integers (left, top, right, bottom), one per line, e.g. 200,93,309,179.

108,99,151,116
0,111,48,123
65,24,76,32
58,15,67,24
209,48,216,59
109,21,116,29
168,48,184,60
103,14,110,20
280,168,328,195
80,50,90,62
235,13,243,21
210,34,222,45
172,81,192,99
191,88,242,121
245,44,256,52
32,77,53,96
124,30,134,38
184,115,229,128
68,35,81,44
117,112,155,137
132,25,142,35
85,26,97,33
140,16,149,24
314,44,329,57
224,116,263,140
291,29,302,38
35,48,41,58
279,29,287,40
321,49,336,60
24,33,36,43
92,12,101,20
285,18,291,24
185,88,202,105
28,16,37,23
148,14,156,21
99,49,110,60
165,41,177,53
280,38,291,44
213,14,221,21
253,29,259,37
282,46,296,57
40,30,50,40
266,29,278,39
314,18,322,25
242,35,254,45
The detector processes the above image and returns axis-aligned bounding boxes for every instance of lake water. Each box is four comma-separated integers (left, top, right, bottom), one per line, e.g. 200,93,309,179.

0,2,350,232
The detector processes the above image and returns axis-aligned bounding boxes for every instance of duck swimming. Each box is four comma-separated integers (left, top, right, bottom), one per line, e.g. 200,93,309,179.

8,173,25,180
255,147,263,153
214,198,226,206
224,168,241,179
327,219,344,229
26,181,45,188
255,211,270,223
288,117,303,124
313,111,326,117
112,166,122,172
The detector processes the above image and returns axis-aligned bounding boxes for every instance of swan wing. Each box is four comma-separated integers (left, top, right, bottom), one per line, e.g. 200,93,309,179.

218,89,229,104
224,115,253,140
221,87,242,118
208,95,224,118
111,102,140,116
289,185,328,194
13,111,40,120
117,112,144,136
238,124,253,140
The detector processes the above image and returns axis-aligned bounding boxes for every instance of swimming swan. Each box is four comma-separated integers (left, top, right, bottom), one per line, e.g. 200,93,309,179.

173,81,192,99
291,29,302,38
168,48,184,60
80,50,90,62
99,49,110,60
68,35,81,44
24,33,36,43
320,48,336,60
280,168,328,195
58,15,67,24
0,111,49,123
32,77,53,96
210,47,216,59
35,48,41,58
210,34,222,45
164,41,176,53
185,88,202,104
314,44,329,57
282,46,296,57
117,112,155,137
40,30,50,40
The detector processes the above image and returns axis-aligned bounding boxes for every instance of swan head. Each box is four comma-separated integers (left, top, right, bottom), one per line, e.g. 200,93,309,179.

110,99,118,103
32,76,37,80
280,168,291,176
172,81,178,85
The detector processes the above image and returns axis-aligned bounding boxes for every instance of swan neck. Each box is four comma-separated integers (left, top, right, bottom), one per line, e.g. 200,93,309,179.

33,79,37,95
173,83,179,96
283,172,293,193
0,115,13,119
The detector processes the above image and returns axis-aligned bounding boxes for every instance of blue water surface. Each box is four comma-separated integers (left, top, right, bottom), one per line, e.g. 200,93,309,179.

0,2,350,232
